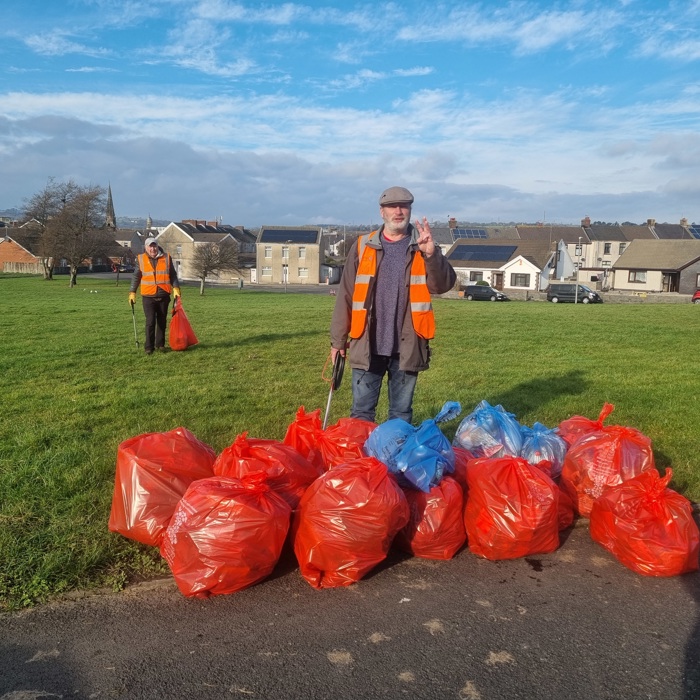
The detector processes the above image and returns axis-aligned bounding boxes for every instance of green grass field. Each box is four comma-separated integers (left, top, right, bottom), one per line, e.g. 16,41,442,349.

1,274,699,609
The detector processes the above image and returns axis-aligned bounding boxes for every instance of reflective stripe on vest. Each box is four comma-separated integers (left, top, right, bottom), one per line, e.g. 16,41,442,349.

139,253,172,295
349,233,435,340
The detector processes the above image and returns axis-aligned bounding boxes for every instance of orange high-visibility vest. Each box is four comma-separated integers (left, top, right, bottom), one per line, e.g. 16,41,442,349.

349,232,435,340
138,253,172,295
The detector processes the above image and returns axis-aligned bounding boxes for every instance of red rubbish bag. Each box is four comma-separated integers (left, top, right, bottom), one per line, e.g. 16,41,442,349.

394,477,466,560
464,456,560,560
108,427,216,546
451,446,475,495
169,297,198,351
590,468,700,577
559,425,655,517
213,432,321,511
293,456,410,588
283,406,324,471
316,417,377,469
558,403,614,447
161,474,291,598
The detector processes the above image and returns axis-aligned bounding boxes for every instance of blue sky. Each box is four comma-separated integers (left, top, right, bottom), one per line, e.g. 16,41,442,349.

2,0,700,227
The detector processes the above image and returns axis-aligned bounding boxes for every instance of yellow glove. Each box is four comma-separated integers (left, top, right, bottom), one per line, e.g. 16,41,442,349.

129,292,136,305
173,287,181,298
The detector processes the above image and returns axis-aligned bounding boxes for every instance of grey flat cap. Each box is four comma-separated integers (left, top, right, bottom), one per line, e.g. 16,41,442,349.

379,186,414,206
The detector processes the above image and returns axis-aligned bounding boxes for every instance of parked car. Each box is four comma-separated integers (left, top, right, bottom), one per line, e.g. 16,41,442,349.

692,290,700,304
462,284,509,301
112,263,134,273
547,283,603,304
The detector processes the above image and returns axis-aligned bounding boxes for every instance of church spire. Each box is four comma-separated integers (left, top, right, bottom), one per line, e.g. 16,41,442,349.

105,184,117,230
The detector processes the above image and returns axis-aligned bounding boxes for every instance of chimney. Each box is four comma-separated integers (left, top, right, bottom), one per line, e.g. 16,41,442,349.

581,216,591,227
647,218,656,227
681,217,689,227
448,217,457,229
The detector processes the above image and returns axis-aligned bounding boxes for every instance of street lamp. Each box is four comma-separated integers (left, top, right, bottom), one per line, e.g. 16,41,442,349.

575,236,582,304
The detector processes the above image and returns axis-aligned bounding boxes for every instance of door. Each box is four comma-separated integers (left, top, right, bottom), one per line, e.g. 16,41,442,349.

492,272,503,290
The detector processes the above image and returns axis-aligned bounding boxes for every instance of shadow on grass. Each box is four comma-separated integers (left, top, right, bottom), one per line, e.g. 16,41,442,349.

205,331,325,349
488,369,589,418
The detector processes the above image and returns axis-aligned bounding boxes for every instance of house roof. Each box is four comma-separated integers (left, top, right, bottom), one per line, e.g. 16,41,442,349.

584,225,627,242
429,227,456,245
2,228,42,255
612,240,700,271
516,225,588,244
446,239,553,270
258,226,321,244
619,225,656,241
652,223,694,240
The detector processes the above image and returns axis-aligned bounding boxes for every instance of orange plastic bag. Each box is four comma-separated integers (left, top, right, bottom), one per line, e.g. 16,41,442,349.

394,477,466,560
558,403,614,447
283,406,324,471
161,474,291,598
559,425,655,517
464,456,560,560
316,417,377,469
590,468,700,577
108,427,216,546
293,457,409,588
169,297,199,351
213,432,321,510
451,446,475,495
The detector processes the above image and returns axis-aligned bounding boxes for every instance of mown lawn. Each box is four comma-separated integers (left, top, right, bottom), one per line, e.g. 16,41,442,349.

1,274,699,609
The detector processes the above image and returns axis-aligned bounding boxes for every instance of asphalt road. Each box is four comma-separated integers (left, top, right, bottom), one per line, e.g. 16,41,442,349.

2,522,699,700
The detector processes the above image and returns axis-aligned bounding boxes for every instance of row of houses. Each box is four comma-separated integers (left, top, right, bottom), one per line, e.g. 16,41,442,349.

3,215,700,295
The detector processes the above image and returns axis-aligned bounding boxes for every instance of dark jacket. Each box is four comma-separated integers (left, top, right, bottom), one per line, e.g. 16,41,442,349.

330,224,456,372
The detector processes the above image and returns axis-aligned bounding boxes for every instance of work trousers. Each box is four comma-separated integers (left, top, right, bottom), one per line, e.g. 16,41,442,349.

351,354,418,424
142,295,171,352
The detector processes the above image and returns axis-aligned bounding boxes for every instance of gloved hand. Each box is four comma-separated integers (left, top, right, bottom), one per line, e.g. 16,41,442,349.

129,292,136,305
173,287,181,298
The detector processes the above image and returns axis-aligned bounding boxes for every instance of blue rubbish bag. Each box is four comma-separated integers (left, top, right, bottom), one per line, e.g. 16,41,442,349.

364,401,461,493
452,400,522,458
520,422,568,479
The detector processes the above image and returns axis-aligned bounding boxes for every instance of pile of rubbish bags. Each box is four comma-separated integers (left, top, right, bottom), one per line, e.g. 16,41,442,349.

109,401,699,598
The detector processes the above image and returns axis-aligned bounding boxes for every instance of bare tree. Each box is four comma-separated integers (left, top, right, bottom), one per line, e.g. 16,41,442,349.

23,178,63,280
24,180,110,286
190,240,240,295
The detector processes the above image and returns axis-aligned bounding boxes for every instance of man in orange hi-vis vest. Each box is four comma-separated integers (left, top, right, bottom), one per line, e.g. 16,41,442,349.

129,237,180,355
330,186,456,423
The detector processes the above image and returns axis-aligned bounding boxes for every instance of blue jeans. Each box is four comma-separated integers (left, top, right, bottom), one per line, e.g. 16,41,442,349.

351,354,418,424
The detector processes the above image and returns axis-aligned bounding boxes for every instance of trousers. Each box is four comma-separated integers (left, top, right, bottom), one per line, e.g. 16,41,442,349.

142,295,171,352
350,354,418,424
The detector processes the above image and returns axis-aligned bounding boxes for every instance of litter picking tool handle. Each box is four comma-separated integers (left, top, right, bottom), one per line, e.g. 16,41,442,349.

130,300,140,349
322,351,345,430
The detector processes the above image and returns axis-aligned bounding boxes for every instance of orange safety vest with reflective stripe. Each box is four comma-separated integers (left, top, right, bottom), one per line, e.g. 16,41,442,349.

138,253,173,295
349,232,435,340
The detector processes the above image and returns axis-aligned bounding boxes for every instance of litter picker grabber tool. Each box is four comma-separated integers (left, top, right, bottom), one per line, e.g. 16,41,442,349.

322,351,345,430
130,300,140,349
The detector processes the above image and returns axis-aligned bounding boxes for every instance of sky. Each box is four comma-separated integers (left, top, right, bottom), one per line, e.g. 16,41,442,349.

2,0,700,228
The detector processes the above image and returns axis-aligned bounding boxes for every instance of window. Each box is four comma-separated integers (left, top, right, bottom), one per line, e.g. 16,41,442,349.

619,243,626,254
469,271,483,282
510,273,530,287
697,273,700,288
575,244,582,256
261,266,272,276
604,243,611,255
264,246,271,258
602,260,611,267
176,244,182,256
298,267,308,278
299,246,306,259
282,246,289,259
628,271,646,283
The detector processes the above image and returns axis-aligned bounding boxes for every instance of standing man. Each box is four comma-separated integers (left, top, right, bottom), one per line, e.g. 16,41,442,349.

330,186,456,423
129,237,180,355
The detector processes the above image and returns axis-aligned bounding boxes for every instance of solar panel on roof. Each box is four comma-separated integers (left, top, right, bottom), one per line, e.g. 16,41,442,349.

260,229,318,243
453,228,487,239
448,244,516,262
688,226,700,239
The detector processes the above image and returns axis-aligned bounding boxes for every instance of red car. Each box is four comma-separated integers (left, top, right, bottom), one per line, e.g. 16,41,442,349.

693,291,700,304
